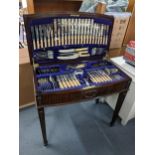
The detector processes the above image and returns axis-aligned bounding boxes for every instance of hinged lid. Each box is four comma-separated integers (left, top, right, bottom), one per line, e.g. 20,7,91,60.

24,12,114,65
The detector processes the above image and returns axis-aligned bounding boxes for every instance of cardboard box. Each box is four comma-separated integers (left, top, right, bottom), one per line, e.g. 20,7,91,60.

105,12,131,49
19,48,35,107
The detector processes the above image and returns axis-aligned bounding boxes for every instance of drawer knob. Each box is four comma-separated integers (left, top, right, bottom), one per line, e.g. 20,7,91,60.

83,90,97,99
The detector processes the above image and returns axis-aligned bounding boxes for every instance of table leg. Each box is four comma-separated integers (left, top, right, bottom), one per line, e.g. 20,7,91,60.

37,107,48,146
110,90,127,126
96,98,100,104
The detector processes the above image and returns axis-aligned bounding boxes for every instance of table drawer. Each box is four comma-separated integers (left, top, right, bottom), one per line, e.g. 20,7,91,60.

38,80,128,107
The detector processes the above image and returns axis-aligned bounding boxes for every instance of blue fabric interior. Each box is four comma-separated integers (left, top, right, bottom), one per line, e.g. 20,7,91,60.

29,16,113,64
36,60,127,93
33,46,107,64
29,16,113,26
28,15,124,93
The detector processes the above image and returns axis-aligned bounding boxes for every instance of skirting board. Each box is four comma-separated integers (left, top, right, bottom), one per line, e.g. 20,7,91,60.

19,102,35,109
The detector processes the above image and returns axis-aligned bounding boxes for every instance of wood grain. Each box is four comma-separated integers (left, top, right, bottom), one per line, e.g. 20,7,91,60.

26,0,35,14
27,0,83,13
123,6,135,45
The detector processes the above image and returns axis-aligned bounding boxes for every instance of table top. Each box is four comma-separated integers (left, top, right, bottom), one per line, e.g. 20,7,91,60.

111,56,135,82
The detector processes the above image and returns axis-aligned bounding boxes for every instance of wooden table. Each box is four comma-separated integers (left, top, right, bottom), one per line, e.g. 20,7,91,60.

19,47,125,108
19,47,131,146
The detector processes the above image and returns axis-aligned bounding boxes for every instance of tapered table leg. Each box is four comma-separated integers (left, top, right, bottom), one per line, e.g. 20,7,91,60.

37,107,48,146
96,98,100,104
110,91,127,126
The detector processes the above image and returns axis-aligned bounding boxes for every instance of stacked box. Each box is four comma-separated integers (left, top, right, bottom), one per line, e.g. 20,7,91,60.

124,40,135,66
105,12,131,49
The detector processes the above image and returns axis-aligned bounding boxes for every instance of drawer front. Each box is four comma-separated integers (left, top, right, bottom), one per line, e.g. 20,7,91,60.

97,81,127,96
40,88,99,106
41,92,82,105
38,80,128,106
81,89,98,99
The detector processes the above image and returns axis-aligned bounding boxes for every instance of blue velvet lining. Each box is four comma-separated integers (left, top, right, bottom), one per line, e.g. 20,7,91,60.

33,45,107,63
29,16,113,26
36,60,127,93
29,16,113,64
29,15,118,93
